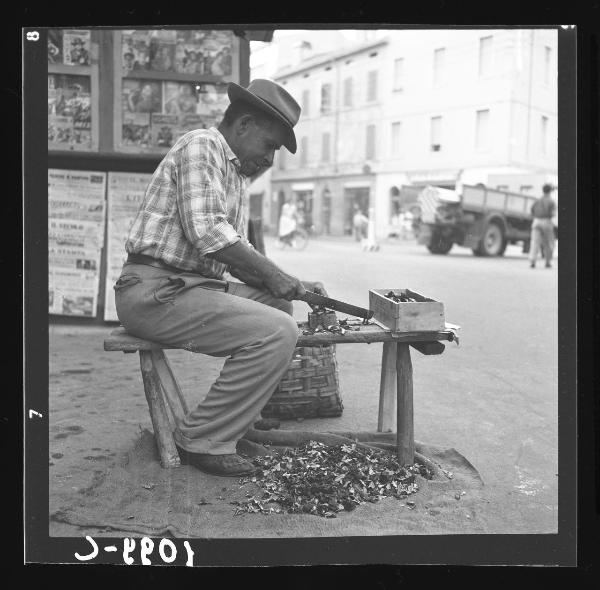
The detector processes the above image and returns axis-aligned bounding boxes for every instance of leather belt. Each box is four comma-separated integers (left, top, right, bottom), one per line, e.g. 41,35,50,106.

126,253,187,274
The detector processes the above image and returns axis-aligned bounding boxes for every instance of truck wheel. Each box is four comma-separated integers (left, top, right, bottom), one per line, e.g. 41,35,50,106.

473,222,506,256
427,233,453,255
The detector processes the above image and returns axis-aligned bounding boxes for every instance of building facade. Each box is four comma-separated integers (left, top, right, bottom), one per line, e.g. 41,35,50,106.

255,29,558,238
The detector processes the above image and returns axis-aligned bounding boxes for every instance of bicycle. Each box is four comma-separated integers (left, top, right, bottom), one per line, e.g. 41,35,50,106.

275,227,309,251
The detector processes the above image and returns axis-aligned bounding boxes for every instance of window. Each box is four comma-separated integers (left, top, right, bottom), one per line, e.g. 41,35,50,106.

367,70,378,102
320,83,332,113
475,109,490,151
478,35,493,77
391,121,402,156
302,89,310,116
544,46,552,85
541,115,548,154
393,58,404,90
433,48,445,86
430,116,442,151
322,132,330,162
300,136,308,166
343,77,353,107
366,124,376,159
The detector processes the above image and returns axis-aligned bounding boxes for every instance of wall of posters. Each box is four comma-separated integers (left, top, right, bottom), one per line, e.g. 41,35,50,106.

48,74,93,149
121,29,235,76
48,170,107,317
120,79,229,150
104,172,153,321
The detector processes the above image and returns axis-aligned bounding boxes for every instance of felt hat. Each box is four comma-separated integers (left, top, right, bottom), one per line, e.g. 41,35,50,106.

227,78,301,153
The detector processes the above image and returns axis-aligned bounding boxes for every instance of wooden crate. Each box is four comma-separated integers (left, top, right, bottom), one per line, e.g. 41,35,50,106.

369,288,445,332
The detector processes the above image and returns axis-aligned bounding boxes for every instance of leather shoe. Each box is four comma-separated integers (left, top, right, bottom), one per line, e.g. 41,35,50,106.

176,445,256,477
254,418,281,431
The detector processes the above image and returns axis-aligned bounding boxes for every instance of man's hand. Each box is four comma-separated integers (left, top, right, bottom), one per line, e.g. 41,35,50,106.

264,270,306,301
301,281,329,297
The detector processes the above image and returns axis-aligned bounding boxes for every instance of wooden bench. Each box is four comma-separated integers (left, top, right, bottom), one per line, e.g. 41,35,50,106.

104,323,456,468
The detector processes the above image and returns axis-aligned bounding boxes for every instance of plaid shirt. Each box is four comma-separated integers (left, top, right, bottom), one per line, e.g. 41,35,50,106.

125,127,250,279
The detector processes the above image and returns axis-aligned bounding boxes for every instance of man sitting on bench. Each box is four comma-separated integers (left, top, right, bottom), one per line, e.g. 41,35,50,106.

114,79,326,477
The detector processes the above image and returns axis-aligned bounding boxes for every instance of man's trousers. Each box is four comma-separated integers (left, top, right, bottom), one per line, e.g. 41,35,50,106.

114,262,298,455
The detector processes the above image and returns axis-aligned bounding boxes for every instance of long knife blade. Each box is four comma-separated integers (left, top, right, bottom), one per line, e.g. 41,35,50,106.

299,291,374,320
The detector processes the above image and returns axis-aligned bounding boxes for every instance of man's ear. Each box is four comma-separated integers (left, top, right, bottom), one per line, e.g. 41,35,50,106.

236,114,255,137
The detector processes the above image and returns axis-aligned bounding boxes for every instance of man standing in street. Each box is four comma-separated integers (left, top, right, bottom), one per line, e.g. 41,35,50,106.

529,183,556,269
114,79,327,477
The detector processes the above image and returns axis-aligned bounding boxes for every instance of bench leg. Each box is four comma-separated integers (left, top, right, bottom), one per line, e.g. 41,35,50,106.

396,343,415,466
139,351,181,468
151,350,189,423
377,341,397,432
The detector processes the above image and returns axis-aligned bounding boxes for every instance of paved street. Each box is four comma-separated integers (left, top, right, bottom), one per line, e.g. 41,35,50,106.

49,235,558,535
267,236,558,511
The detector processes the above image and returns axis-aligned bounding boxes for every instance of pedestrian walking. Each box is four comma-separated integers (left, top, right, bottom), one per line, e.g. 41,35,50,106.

114,79,328,477
352,206,369,242
529,183,556,268
278,197,298,246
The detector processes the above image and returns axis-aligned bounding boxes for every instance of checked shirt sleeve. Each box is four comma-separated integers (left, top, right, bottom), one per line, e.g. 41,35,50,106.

175,135,241,255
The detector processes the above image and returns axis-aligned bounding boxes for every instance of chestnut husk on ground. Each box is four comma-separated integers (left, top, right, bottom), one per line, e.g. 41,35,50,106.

233,440,432,518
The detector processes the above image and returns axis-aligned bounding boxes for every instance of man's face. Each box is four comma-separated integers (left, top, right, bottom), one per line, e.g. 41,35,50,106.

235,117,286,177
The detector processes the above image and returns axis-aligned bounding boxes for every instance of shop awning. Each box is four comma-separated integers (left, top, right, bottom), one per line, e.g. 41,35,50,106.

292,182,315,191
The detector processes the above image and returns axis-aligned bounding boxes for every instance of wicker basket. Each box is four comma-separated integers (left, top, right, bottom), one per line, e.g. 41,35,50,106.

262,345,344,420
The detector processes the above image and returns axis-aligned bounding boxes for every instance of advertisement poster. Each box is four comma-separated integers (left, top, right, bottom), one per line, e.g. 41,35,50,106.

48,170,107,317
174,30,234,76
49,218,104,250
62,29,91,66
104,172,152,321
196,83,229,119
122,78,162,114
122,112,151,147
49,268,99,317
47,29,63,64
163,81,198,116
149,30,177,72
48,74,92,148
174,30,208,74
201,31,234,76
175,113,212,141
150,113,179,148
121,30,151,71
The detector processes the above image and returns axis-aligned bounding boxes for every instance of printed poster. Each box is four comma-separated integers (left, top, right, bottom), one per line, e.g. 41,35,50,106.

149,30,177,72
121,30,151,71
174,30,208,74
48,170,107,317
48,74,92,149
150,113,178,148
47,29,63,64
62,29,91,66
49,268,99,317
163,81,198,116
196,83,229,120
104,172,153,321
174,30,234,76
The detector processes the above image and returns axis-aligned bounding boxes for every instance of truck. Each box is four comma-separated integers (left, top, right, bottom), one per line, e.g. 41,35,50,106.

414,184,557,256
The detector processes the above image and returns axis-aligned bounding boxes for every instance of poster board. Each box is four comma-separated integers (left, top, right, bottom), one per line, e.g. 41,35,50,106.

48,169,106,317
114,29,238,154
103,171,153,321
48,29,100,152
